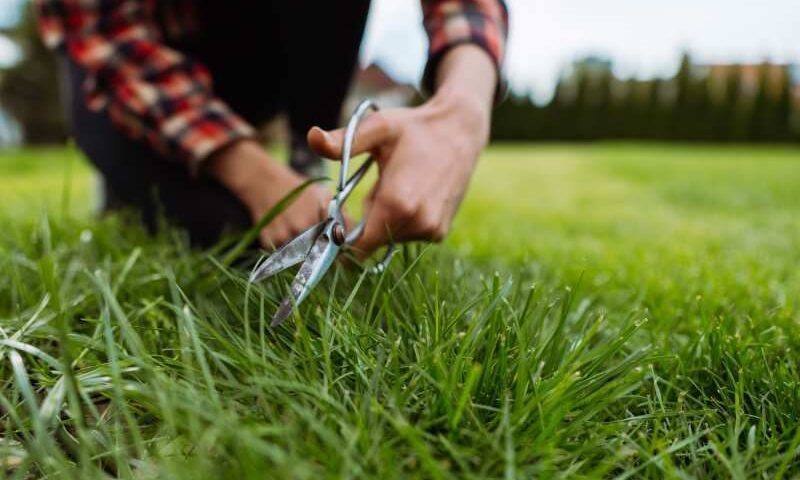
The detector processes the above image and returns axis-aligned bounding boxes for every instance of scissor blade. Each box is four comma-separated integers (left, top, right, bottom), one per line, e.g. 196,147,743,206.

249,222,325,283
271,233,340,327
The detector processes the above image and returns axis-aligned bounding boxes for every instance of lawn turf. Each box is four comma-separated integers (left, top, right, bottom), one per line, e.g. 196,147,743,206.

1,143,800,478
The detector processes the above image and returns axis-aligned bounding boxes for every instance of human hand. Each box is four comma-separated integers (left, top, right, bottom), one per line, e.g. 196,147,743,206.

307,45,497,259
207,140,331,249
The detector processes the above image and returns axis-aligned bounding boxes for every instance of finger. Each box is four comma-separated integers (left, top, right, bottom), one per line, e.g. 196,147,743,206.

350,207,391,260
350,202,413,261
337,212,360,270
260,227,290,251
315,195,329,222
307,112,398,160
346,182,382,257
400,222,448,243
342,211,357,234
398,206,449,243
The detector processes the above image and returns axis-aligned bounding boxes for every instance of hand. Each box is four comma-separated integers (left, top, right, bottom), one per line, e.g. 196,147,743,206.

307,45,497,259
207,140,331,248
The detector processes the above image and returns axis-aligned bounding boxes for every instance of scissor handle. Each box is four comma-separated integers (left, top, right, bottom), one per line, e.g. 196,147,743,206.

336,154,374,207
338,99,378,196
335,99,396,272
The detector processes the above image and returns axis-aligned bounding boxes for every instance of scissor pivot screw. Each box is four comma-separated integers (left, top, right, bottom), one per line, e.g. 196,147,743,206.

331,223,346,246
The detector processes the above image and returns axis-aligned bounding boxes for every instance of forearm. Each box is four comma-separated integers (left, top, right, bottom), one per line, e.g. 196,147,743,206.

37,0,255,170
206,138,332,249
207,140,281,202
429,44,498,148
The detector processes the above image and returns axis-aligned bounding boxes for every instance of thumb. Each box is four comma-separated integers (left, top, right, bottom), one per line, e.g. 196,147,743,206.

307,111,397,161
350,205,392,261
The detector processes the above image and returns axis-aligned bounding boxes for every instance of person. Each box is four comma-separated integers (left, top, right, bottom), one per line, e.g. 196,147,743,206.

36,0,508,258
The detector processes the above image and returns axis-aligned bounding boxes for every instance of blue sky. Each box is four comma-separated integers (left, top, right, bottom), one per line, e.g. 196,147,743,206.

362,0,800,101
0,0,21,67
0,0,22,67
0,0,21,28
1,0,798,101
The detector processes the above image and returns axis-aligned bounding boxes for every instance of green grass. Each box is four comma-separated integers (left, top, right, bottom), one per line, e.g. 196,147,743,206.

1,143,800,478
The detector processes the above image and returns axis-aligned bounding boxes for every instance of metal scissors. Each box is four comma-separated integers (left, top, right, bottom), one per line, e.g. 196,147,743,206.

249,99,395,326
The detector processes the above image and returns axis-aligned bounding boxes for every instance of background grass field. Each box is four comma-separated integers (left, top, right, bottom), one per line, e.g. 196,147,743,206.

2,144,800,478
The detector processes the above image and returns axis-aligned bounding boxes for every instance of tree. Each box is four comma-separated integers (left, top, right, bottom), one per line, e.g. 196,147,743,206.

774,67,794,142
488,54,798,144
671,53,692,139
749,62,773,141
0,2,67,144
724,65,750,141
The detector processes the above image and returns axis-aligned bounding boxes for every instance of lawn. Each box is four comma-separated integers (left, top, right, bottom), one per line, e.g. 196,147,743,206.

1,143,800,478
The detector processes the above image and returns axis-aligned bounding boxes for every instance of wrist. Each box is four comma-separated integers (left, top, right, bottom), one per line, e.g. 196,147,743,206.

427,87,492,149
429,44,496,147
207,140,276,200
434,44,496,103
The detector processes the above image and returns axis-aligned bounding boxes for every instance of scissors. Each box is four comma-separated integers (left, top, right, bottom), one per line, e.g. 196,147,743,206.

249,99,395,327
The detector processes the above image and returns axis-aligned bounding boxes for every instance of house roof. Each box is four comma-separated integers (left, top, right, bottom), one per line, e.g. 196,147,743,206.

354,63,413,93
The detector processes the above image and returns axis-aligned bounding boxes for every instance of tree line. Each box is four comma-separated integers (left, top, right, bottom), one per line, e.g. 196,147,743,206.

1,3,798,146
0,4,66,145
492,54,799,143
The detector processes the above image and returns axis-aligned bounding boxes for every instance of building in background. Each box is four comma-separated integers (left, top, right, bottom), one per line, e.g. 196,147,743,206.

704,63,799,102
0,4,66,146
0,0,797,148
346,63,417,113
492,53,800,142
0,107,21,146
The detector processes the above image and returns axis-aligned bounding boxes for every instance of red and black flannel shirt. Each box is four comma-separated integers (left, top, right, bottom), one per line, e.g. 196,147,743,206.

35,1,508,172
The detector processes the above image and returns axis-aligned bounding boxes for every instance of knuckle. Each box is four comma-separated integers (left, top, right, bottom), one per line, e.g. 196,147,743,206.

431,224,448,242
263,227,288,249
274,232,290,247
370,112,394,138
416,209,444,240
286,225,302,238
381,194,417,220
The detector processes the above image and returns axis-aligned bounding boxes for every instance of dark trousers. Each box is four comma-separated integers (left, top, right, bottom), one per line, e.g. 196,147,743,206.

66,1,371,247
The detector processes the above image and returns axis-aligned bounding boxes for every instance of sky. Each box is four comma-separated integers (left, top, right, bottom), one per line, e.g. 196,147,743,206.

0,0,22,66
1,0,798,101
362,0,800,102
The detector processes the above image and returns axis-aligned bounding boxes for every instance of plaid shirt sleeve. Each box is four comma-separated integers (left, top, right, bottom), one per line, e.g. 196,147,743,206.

35,0,255,172
421,0,509,97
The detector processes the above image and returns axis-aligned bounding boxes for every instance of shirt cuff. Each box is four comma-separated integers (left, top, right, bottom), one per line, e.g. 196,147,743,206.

421,2,508,103
159,99,258,176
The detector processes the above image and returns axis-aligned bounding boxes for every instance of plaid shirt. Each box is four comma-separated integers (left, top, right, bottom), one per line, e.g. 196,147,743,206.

36,0,508,171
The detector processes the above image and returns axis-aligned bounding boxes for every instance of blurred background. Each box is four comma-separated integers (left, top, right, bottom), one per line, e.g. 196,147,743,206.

1,0,799,376
1,0,798,146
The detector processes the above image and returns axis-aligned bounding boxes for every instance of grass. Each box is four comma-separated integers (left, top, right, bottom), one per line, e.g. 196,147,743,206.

1,143,800,478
